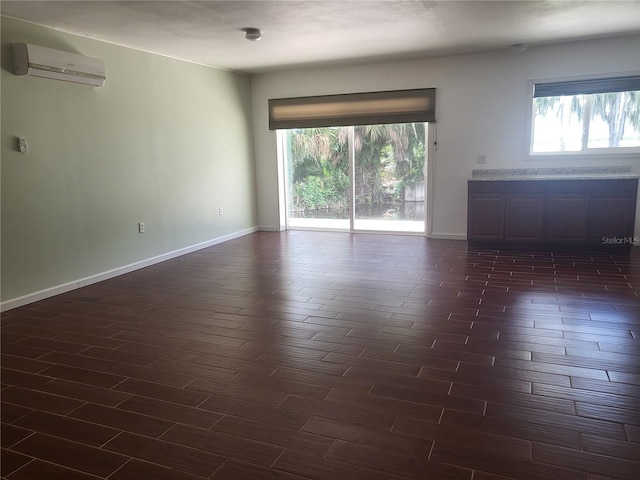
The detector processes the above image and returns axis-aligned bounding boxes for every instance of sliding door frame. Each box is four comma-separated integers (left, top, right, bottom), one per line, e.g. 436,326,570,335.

277,123,435,236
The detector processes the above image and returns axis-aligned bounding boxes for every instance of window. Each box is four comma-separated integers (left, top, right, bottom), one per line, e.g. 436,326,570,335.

530,75,640,155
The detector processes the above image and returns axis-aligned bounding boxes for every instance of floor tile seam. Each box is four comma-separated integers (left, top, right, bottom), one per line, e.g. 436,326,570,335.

299,440,426,480
1,399,39,424
101,445,221,479
483,407,630,440
114,399,224,432
2,427,38,450
68,394,221,434
2,381,92,411
8,456,113,480
9,408,132,445
531,385,640,407
108,370,210,400
156,422,288,466
577,431,640,458
39,352,204,384
1,353,56,374
104,456,136,479
108,374,212,407
323,352,430,374
364,388,484,414
220,376,332,406
439,407,587,441
530,440,640,471
12,336,96,358
1,367,62,389
200,411,307,448
529,357,639,377
279,392,426,428
574,399,640,418
11,429,132,467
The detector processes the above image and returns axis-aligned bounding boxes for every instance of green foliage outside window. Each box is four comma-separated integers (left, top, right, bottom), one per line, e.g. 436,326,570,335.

286,123,425,213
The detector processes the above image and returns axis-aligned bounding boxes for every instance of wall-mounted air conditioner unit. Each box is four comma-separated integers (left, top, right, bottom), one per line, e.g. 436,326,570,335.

11,43,106,87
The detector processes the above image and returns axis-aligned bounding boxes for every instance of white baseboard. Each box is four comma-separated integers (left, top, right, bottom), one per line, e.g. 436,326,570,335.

429,233,467,240
258,225,280,232
1,226,258,312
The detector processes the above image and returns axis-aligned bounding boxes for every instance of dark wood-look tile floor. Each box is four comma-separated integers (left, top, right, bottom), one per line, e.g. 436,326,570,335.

2,231,639,480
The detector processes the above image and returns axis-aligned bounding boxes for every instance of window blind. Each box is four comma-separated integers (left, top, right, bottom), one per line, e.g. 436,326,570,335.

268,88,436,130
534,76,640,98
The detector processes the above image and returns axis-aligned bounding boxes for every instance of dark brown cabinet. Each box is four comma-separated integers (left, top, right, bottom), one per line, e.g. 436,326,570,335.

545,194,589,244
589,193,637,243
467,193,504,240
504,194,545,242
468,179,638,248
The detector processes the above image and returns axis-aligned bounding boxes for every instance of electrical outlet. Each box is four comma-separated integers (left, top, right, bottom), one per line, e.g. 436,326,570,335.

476,154,487,165
17,137,28,153
138,222,145,233
218,207,224,216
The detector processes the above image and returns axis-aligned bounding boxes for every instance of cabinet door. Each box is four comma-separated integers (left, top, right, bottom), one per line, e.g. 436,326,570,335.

505,194,545,242
546,194,589,244
468,193,505,240
589,193,636,244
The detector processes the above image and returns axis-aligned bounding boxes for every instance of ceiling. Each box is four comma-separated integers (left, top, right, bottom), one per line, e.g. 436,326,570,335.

2,1,639,74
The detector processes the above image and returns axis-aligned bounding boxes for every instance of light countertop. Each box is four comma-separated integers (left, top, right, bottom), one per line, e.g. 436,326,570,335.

469,167,638,181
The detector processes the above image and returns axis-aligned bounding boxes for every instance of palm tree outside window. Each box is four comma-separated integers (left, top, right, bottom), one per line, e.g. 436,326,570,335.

531,75,640,154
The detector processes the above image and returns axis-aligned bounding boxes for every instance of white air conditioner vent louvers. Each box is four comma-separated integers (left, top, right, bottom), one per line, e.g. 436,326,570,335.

11,43,106,87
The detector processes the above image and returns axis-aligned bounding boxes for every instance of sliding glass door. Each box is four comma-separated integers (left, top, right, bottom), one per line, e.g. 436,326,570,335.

353,123,425,233
283,127,350,230
282,122,427,234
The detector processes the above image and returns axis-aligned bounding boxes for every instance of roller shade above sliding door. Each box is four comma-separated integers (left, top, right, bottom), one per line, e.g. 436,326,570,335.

268,88,436,130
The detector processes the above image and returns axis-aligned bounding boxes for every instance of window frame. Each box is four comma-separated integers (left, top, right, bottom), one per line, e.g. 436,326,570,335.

526,72,640,161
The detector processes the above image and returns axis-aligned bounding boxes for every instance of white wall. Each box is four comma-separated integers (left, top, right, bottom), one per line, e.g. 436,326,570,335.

1,17,258,306
251,35,640,237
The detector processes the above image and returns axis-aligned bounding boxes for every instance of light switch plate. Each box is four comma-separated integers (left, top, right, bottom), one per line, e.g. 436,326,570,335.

18,137,28,153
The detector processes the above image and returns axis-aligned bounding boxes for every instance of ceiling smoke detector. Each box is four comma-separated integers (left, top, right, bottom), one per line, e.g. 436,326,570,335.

242,28,262,41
